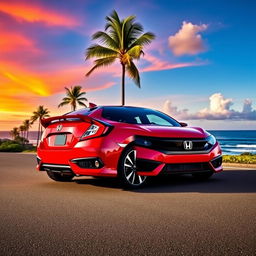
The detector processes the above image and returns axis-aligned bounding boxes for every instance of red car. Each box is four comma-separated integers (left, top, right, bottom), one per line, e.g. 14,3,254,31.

37,105,223,188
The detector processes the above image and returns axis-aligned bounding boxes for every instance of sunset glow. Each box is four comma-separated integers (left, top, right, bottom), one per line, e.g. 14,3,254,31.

0,2,79,27
0,0,255,130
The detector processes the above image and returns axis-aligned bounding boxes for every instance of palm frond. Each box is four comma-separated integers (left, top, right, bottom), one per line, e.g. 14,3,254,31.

127,45,143,59
85,44,118,60
121,15,136,49
126,61,140,88
105,11,122,47
77,101,87,108
128,32,155,49
92,31,119,50
77,97,88,101
73,85,82,96
124,22,144,47
58,101,69,108
86,56,117,76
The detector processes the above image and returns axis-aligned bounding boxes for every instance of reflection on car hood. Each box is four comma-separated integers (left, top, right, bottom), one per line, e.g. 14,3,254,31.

136,125,206,138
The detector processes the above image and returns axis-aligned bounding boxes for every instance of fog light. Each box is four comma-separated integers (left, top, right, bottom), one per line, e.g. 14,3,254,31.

71,157,103,169
95,160,100,168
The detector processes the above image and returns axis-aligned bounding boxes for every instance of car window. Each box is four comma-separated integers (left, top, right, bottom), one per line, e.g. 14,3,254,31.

146,114,171,126
134,116,142,124
102,107,180,127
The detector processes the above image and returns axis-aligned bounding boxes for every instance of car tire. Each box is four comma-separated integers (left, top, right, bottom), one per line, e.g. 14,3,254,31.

192,171,214,180
46,170,74,182
118,147,147,189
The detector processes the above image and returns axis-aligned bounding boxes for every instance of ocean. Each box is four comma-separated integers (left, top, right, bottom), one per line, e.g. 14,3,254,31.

208,130,256,155
0,130,255,155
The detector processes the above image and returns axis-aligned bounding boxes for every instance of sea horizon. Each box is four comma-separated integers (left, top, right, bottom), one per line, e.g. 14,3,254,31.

1,130,255,155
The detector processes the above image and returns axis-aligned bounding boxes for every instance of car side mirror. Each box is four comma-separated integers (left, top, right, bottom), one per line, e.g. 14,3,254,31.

179,122,188,127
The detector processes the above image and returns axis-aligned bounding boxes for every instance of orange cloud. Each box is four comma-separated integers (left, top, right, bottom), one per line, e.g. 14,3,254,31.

0,2,79,27
141,54,198,72
0,95,33,113
0,61,50,96
0,30,40,54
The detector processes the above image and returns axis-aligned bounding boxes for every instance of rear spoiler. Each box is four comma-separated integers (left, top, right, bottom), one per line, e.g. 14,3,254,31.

41,114,93,128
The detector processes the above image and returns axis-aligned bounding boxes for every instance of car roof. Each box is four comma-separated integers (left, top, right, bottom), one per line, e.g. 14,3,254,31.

99,105,150,110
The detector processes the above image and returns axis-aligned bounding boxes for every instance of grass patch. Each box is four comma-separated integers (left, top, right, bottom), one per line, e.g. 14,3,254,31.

0,141,23,152
223,153,256,164
0,139,36,152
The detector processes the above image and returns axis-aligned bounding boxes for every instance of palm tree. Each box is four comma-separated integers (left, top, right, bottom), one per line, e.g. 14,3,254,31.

23,119,32,143
10,127,19,140
31,106,50,146
85,10,155,105
19,125,25,138
58,86,88,111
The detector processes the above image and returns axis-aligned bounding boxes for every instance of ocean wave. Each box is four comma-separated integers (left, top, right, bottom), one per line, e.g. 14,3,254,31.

236,144,256,148
223,148,256,153
221,144,256,148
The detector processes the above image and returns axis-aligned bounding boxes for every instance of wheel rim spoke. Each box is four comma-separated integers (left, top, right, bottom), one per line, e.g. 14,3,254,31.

124,150,146,185
131,172,136,184
138,175,142,184
126,171,133,180
126,155,134,165
133,150,136,163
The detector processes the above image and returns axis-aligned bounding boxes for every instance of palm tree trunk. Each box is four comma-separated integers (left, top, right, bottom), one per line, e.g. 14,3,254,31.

27,129,29,144
121,63,125,106
36,122,40,147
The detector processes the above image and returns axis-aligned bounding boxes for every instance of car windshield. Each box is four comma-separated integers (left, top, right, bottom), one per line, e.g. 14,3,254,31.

102,107,180,127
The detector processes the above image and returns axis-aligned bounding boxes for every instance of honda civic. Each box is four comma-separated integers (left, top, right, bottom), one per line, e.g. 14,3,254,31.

37,105,222,188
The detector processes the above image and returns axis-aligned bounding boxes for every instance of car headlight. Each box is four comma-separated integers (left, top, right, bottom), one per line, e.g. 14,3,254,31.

81,124,99,138
135,137,152,147
206,134,216,146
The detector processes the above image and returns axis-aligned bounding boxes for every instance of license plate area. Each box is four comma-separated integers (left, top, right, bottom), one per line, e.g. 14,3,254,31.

54,134,67,146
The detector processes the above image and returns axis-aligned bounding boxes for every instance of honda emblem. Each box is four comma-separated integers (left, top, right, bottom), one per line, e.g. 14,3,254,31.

183,141,193,150
56,124,63,131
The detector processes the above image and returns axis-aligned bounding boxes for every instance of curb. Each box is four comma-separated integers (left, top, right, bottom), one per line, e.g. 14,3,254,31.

223,163,256,169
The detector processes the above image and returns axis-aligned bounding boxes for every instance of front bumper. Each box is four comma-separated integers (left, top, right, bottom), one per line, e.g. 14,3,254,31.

37,140,222,177
135,143,223,176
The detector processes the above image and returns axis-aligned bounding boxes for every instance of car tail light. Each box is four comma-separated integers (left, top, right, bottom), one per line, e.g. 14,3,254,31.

80,121,113,140
81,124,99,138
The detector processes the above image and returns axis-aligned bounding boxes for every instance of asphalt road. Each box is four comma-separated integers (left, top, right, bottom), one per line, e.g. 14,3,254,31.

0,153,255,256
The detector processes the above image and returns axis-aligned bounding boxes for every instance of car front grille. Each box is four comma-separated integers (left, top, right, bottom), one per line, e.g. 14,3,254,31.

135,136,213,154
162,162,211,174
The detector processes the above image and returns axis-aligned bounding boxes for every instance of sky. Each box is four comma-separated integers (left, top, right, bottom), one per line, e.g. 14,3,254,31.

0,0,255,130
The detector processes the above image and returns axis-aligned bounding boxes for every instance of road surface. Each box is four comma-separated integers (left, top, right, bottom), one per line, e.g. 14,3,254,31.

0,153,255,255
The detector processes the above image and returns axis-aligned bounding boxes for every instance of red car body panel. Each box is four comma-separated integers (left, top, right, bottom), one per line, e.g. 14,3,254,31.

37,106,223,178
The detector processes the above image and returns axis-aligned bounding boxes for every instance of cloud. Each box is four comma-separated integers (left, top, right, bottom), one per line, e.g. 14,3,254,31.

0,2,79,27
243,99,253,113
163,100,189,120
0,61,50,97
0,30,36,52
169,21,208,56
163,93,256,120
141,54,201,72
198,93,233,119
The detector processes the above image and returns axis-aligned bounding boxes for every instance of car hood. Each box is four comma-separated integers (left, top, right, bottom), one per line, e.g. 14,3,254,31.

136,125,207,138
